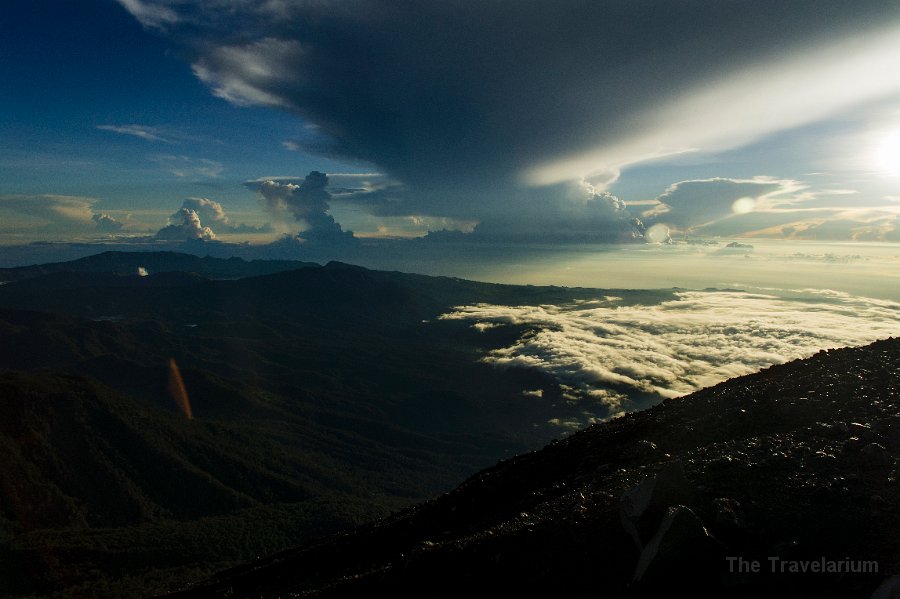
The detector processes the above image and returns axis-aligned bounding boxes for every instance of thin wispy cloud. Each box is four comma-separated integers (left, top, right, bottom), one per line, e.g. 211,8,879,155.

116,0,178,30
152,155,223,179
0,194,130,235
637,176,900,241
441,290,900,420
97,124,173,143
0,194,95,224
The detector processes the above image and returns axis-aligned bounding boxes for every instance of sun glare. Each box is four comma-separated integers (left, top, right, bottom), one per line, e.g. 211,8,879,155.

876,130,900,175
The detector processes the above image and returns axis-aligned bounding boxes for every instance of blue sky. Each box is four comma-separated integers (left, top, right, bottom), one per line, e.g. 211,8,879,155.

2,0,900,251
1,0,354,239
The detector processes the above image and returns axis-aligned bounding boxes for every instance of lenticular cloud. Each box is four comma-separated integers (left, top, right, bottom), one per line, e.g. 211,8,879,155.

440,290,900,406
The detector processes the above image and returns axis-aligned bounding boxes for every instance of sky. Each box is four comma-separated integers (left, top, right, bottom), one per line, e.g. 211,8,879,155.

1,0,898,420
2,0,900,262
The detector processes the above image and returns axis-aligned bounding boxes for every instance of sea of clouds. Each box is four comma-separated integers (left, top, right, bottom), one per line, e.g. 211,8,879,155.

440,289,899,422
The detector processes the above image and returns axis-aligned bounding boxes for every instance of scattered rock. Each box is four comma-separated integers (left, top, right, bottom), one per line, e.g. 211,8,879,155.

632,505,723,587
712,497,745,530
620,461,694,548
859,443,896,469
871,574,900,599
623,439,659,461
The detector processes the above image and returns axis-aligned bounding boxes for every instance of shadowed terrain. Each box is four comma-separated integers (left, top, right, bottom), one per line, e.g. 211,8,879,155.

0,252,674,597
161,337,900,598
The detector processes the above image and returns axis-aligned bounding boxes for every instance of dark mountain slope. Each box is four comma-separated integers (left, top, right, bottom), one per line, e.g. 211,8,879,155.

0,257,674,324
1,256,671,597
164,337,900,599
0,251,316,282
0,367,482,597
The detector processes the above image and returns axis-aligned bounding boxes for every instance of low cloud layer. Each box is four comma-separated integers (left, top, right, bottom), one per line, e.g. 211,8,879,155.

441,290,900,420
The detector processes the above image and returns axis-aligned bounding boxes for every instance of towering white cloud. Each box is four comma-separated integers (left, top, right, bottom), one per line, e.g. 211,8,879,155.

155,207,216,241
181,198,229,226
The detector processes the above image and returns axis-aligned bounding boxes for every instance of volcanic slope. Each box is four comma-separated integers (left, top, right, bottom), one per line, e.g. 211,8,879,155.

162,337,900,599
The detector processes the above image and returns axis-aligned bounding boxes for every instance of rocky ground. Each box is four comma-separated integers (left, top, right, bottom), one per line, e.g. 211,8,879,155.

162,337,900,598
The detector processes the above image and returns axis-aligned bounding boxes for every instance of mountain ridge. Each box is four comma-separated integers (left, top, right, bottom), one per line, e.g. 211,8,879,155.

0,251,317,282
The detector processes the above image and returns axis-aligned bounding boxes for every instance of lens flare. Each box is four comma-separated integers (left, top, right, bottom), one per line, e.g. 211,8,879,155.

731,197,756,214
167,358,193,420
876,130,900,175
646,223,671,243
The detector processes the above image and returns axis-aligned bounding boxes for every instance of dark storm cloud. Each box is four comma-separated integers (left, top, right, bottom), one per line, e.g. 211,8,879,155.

469,181,643,242
92,213,126,232
120,0,900,231
246,171,358,245
644,178,795,231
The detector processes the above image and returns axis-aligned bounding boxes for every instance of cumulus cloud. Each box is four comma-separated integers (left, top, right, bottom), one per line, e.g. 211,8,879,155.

440,290,900,420
92,213,126,232
181,197,228,225
155,207,216,241
247,171,357,245
155,198,271,239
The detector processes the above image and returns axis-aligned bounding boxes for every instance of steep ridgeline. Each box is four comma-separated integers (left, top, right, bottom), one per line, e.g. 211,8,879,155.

163,337,900,599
